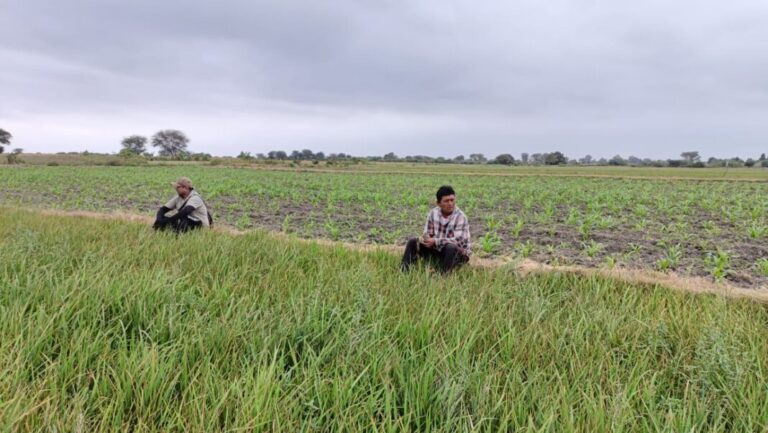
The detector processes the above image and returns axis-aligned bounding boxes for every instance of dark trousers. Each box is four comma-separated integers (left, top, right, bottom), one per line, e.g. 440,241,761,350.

153,216,202,234
401,238,468,274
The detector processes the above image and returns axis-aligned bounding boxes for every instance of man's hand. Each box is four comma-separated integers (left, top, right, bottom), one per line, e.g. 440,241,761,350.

152,217,165,230
421,237,436,249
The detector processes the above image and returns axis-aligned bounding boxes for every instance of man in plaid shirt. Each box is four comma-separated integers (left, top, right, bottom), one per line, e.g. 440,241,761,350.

401,185,471,273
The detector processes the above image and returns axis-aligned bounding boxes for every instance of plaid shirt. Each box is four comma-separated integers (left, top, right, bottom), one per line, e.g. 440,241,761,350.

423,207,471,256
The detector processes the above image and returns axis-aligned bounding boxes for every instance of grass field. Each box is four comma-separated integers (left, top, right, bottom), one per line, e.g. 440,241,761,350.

1,165,766,288
292,162,768,181
5,154,768,181
2,208,768,432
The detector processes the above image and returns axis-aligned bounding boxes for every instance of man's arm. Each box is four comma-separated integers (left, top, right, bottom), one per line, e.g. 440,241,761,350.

423,209,435,238
166,196,202,222
166,205,197,222
153,205,174,229
421,209,437,247
155,206,172,220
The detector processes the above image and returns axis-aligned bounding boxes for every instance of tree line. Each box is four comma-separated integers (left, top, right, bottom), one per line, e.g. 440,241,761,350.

115,131,765,167
1,126,767,167
241,149,768,168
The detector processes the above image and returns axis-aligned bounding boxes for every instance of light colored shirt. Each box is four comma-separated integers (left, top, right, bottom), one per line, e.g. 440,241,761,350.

423,207,471,256
164,190,210,227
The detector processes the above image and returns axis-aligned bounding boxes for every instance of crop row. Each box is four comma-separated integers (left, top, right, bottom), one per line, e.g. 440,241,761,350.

0,166,765,286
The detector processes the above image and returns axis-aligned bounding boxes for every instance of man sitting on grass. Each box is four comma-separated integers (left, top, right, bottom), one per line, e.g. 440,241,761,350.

153,176,212,233
401,185,471,274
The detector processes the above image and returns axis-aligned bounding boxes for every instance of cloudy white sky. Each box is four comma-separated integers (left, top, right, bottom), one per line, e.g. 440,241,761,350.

2,0,767,159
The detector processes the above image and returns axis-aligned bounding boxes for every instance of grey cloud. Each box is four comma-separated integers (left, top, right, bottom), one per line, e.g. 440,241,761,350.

1,0,767,157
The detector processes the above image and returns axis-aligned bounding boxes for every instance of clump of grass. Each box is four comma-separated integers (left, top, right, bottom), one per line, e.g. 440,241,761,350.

747,222,766,239
581,240,604,258
691,327,745,399
656,242,683,271
514,239,534,258
757,258,768,277
705,249,732,281
477,231,501,254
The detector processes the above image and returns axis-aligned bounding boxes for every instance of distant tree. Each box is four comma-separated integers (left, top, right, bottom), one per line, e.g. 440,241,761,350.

520,153,529,164
314,152,325,161
493,153,515,165
530,153,544,164
680,151,700,164
328,152,351,160
667,159,685,167
745,158,756,167
120,135,147,155
188,152,211,161
544,151,567,165
0,128,12,154
762,160,768,168
151,130,189,158
237,151,254,160
579,155,593,165
404,155,432,163
760,153,766,161
609,155,626,166
268,150,288,160
0,128,11,144
469,153,487,163
627,155,643,166
6,147,23,164
454,155,465,163
706,157,725,167
301,149,315,160
383,152,398,161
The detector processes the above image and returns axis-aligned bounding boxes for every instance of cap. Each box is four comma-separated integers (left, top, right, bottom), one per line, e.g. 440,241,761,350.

172,176,193,188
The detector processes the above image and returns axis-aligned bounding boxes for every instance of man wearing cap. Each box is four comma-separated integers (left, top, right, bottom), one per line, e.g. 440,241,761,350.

153,177,211,233
400,185,471,274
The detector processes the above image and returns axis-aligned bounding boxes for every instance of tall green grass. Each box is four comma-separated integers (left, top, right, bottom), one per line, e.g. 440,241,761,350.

1,208,767,432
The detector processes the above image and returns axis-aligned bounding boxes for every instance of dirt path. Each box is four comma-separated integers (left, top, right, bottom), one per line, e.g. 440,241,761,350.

24,207,768,303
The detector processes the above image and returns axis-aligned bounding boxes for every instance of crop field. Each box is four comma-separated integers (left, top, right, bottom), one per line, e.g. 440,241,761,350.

6,154,768,181
3,208,768,431
0,165,766,288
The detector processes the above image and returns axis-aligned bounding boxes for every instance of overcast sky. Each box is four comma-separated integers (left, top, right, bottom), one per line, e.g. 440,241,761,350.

2,0,767,159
